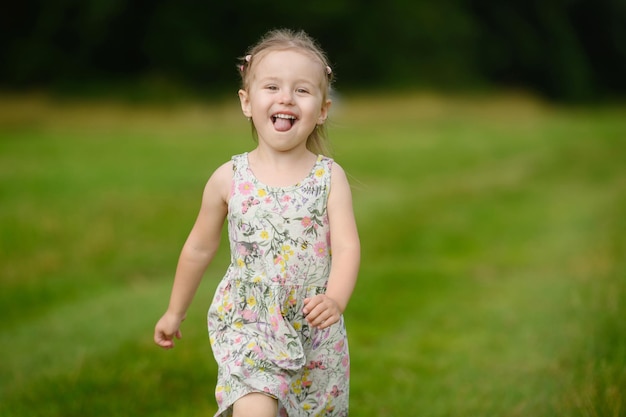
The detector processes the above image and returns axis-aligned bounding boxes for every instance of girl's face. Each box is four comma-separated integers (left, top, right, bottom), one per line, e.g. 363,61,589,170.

238,49,331,153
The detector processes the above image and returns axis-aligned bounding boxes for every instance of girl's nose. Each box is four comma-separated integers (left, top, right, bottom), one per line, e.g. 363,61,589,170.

278,90,294,104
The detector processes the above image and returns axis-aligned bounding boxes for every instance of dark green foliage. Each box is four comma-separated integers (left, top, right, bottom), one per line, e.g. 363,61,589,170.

1,1,625,100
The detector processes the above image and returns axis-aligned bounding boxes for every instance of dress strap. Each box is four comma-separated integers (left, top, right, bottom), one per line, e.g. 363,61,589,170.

231,153,248,172
317,155,334,187
229,153,250,198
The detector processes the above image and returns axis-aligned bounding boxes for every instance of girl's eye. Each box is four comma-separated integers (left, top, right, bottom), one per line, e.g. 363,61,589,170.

266,85,278,91
296,88,309,94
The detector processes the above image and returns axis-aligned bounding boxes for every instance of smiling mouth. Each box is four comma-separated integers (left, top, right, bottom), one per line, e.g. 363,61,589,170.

272,113,296,132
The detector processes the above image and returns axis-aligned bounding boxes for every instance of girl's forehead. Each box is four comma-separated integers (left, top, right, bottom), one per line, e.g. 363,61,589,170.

244,49,330,94
253,49,325,75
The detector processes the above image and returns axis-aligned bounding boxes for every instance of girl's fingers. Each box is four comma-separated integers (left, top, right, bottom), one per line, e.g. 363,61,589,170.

155,334,172,348
315,313,338,329
302,296,321,314
154,327,182,349
303,294,340,328
307,307,337,329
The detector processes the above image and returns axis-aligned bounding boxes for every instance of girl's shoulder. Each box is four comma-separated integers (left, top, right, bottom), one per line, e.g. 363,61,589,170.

204,160,234,203
212,159,235,180
327,160,352,194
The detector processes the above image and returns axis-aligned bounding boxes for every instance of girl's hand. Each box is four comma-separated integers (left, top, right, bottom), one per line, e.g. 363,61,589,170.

303,294,341,330
154,312,186,349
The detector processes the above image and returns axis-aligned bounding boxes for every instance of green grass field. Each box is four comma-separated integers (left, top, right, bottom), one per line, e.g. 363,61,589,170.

1,92,625,416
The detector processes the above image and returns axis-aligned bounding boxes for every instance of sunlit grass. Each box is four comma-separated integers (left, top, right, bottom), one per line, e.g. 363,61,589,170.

1,92,625,416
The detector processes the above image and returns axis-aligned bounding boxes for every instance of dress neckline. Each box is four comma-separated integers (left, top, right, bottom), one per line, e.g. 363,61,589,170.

243,152,324,192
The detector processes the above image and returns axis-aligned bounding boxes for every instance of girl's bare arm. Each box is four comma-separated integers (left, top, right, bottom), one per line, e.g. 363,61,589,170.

154,162,231,348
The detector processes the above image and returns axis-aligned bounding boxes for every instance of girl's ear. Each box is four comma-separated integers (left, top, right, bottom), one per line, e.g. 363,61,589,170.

317,99,332,125
238,89,252,118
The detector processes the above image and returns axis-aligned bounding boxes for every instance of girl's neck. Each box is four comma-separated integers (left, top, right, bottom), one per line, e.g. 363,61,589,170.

247,147,318,188
251,145,315,164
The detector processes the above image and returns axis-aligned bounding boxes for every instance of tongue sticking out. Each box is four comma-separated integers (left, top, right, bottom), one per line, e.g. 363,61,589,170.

273,117,293,132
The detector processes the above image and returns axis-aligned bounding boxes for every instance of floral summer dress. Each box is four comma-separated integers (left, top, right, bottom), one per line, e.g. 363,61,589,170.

207,153,350,417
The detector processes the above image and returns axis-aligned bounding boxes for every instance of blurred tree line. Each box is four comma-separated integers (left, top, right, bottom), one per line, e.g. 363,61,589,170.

1,0,625,101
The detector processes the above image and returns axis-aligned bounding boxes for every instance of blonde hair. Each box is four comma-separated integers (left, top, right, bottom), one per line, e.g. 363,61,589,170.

238,29,334,156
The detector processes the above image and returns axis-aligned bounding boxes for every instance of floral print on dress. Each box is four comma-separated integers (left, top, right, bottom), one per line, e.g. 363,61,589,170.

208,153,349,417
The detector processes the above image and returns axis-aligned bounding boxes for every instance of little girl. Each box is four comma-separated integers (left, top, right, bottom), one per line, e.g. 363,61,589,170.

154,29,360,417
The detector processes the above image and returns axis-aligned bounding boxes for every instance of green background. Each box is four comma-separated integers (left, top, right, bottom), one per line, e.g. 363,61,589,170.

1,92,625,415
